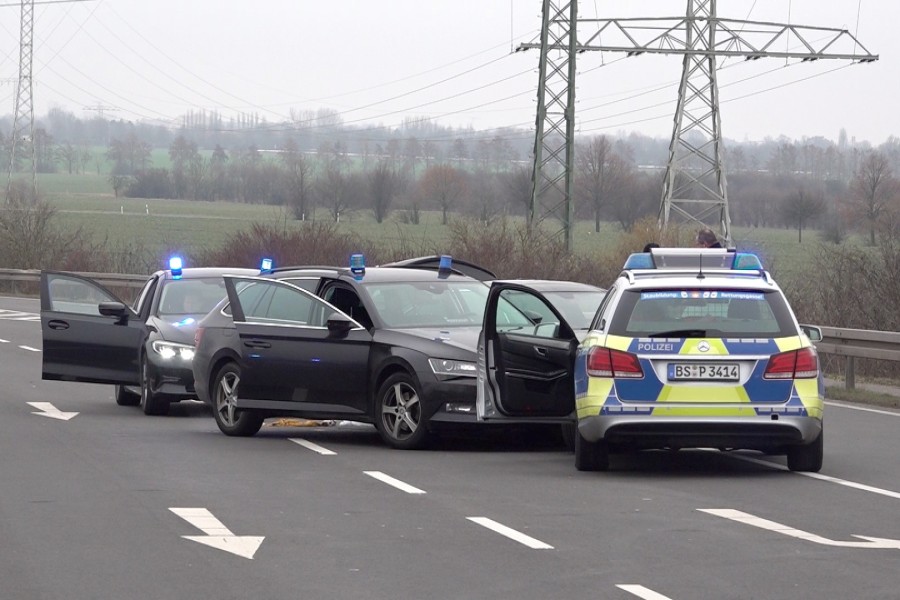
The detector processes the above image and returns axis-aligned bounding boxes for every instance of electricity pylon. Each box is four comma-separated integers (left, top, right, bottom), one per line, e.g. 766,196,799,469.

522,0,878,248
7,0,35,201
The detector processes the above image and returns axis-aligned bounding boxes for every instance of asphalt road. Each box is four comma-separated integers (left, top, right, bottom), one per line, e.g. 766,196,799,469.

2,295,899,600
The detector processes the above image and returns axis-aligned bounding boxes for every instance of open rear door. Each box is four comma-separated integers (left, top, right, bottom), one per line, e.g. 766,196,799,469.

477,282,577,423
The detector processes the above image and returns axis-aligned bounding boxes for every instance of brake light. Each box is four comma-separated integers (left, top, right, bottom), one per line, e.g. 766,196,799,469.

764,347,818,379
194,327,205,347
587,347,644,379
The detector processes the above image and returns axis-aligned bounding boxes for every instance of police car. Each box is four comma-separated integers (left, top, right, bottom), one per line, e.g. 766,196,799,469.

477,248,824,472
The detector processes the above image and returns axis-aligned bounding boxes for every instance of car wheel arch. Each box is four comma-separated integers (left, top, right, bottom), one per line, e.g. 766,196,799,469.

208,351,242,398
372,360,419,404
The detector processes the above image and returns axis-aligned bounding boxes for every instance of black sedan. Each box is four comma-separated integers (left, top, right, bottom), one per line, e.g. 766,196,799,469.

192,262,495,449
40,262,258,415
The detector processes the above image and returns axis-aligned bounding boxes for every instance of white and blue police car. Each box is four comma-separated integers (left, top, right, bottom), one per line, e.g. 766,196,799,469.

476,247,824,472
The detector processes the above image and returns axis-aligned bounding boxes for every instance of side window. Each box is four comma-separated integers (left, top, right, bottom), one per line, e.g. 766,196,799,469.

47,274,119,315
132,277,157,314
238,280,334,327
590,285,617,330
277,277,321,293
323,286,372,329
496,289,562,339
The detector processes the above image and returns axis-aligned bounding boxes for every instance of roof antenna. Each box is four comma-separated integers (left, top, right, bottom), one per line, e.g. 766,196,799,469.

697,251,706,280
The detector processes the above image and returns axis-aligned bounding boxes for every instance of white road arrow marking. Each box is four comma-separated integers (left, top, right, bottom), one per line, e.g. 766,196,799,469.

28,402,78,421
169,507,264,559
617,584,676,600
700,508,900,549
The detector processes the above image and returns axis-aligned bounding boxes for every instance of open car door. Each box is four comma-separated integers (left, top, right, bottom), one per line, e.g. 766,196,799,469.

41,271,144,385
477,282,577,423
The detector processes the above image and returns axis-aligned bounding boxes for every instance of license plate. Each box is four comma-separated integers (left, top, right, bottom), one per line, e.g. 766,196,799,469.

667,363,739,381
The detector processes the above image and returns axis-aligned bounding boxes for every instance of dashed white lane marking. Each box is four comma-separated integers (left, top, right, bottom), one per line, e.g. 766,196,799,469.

617,584,675,600
18,345,40,352
730,453,900,500
0,338,8,343
0,309,39,321
289,437,336,455
466,517,554,550
825,400,900,416
363,471,426,494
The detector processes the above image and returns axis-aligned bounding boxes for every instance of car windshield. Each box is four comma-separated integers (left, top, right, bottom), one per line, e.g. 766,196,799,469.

610,289,797,338
365,281,489,328
158,278,228,316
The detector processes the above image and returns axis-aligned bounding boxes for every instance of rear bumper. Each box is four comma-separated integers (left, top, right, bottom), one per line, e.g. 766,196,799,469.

579,414,822,451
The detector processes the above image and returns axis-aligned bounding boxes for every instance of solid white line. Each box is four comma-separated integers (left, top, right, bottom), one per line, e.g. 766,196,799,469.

466,517,554,550
730,454,900,500
289,437,336,455
363,471,426,494
18,345,40,352
825,400,900,417
617,584,675,600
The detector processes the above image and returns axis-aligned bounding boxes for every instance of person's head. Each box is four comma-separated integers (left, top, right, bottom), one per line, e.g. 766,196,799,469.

642,242,660,252
696,228,720,248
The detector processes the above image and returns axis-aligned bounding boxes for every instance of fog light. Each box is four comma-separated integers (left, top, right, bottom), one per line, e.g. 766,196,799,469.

445,402,474,414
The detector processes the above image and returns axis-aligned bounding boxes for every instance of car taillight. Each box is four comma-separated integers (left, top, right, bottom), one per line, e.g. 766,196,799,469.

587,347,644,379
763,347,818,379
194,327,205,347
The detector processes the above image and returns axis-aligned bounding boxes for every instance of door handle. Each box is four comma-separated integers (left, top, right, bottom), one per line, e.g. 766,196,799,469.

48,319,69,331
244,340,271,349
534,346,548,358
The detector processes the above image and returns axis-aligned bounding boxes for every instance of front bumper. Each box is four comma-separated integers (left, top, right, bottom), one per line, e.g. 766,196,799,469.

147,353,197,399
421,377,479,424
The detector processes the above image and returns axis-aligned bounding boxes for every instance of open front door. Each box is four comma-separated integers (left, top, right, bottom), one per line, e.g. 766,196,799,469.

477,283,577,422
41,271,144,384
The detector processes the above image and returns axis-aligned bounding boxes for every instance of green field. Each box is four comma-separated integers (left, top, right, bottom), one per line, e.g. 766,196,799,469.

25,172,864,286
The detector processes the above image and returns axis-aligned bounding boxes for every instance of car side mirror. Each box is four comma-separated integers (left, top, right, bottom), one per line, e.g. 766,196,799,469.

99,301,129,324
326,312,354,335
523,309,543,325
799,324,822,342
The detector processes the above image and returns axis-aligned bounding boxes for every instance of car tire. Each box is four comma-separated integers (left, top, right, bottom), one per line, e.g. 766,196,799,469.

787,429,823,472
212,363,264,437
115,384,140,407
560,422,576,453
140,355,169,416
375,372,430,450
574,429,609,472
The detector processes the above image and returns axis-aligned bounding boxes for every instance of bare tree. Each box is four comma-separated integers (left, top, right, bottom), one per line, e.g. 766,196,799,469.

368,162,403,223
575,135,630,233
419,164,467,225
848,151,897,245
779,187,826,243
280,138,314,220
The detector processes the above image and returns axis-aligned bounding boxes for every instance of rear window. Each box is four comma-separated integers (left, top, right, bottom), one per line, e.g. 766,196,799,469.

609,289,797,338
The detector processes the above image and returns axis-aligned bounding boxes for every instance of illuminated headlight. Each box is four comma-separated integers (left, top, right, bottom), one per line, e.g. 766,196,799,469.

429,358,477,378
151,340,195,361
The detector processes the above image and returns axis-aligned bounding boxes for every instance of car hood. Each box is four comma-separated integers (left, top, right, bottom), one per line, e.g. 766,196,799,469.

152,316,202,345
377,326,481,358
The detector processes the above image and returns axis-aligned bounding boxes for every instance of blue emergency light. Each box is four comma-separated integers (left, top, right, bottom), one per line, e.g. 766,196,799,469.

623,249,763,271
350,253,366,280
260,257,274,273
438,255,453,278
169,256,184,279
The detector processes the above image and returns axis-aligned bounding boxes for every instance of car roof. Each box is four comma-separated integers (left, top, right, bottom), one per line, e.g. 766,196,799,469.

378,255,497,281
494,279,605,293
622,271,779,292
268,266,483,284
156,267,260,281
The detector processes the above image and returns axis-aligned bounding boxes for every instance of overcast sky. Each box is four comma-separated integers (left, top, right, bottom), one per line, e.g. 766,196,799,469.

0,0,896,145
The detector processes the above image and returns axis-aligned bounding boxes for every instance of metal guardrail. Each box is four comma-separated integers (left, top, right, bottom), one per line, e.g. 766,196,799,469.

813,326,900,391
1,269,896,391
0,268,146,290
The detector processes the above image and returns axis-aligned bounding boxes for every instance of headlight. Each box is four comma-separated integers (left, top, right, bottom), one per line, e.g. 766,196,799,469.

151,340,195,361
429,358,477,378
